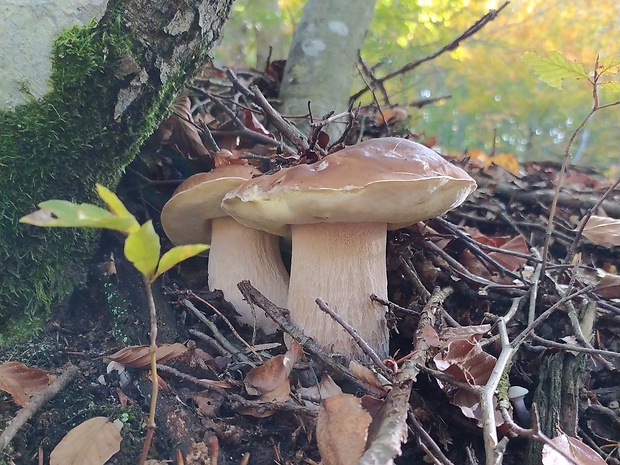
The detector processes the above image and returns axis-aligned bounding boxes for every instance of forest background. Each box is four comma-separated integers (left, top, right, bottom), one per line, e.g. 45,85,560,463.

216,0,619,172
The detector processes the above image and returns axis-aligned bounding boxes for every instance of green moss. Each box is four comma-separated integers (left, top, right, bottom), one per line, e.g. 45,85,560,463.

0,14,184,343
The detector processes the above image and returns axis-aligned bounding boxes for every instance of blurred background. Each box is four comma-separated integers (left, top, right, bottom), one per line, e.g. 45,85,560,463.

214,0,619,172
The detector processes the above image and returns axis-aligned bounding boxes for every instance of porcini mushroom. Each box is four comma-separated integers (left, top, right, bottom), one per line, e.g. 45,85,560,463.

161,165,289,334
222,137,477,359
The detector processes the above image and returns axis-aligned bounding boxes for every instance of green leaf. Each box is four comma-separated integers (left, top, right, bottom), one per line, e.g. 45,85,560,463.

96,184,140,233
124,220,161,278
523,51,588,89
154,244,209,280
598,57,620,75
20,200,136,232
599,81,620,93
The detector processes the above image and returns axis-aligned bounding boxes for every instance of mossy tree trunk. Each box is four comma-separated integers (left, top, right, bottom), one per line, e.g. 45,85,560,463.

0,0,233,341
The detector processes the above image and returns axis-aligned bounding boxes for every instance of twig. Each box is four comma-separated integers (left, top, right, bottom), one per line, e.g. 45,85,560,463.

188,328,234,358
237,281,375,395
530,334,620,359
315,297,391,379
499,405,582,465
181,298,252,364
187,290,262,362
249,84,310,153
350,2,509,102
540,61,620,285
400,253,431,303
433,217,527,280
158,364,316,418
359,287,453,465
370,294,419,314
408,411,455,465
356,51,390,105
0,364,80,452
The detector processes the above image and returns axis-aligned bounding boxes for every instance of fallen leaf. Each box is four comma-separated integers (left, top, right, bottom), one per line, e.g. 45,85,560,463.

50,417,122,465
107,343,188,368
490,153,520,175
0,361,56,407
581,215,620,246
243,341,302,402
439,325,492,344
433,336,496,386
316,393,372,465
486,235,529,271
348,360,390,396
243,109,272,138
191,390,225,418
297,374,343,403
542,433,606,465
160,95,211,160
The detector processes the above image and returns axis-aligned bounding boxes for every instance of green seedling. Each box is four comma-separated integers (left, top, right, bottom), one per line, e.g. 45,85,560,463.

20,183,208,464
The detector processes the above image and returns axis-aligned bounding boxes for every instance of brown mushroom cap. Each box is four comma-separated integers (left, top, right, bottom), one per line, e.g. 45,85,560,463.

161,164,260,246
221,137,477,235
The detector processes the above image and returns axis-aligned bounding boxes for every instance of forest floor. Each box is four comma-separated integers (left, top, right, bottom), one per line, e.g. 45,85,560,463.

1,66,619,465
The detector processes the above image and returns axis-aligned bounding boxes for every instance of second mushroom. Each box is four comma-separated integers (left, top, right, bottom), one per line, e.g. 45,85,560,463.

161,164,289,334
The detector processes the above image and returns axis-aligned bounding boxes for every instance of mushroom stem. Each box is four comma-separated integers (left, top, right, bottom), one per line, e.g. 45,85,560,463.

209,216,289,334
288,222,389,359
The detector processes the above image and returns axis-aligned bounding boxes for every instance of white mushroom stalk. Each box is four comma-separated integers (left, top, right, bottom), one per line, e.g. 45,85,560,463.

223,137,477,359
208,216,288,333
161,165,289,334
289,222,389,358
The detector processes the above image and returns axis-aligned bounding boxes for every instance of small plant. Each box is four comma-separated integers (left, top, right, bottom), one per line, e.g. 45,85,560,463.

20,184,208,464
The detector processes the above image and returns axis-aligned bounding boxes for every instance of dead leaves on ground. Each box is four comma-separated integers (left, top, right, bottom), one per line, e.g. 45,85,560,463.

106,343,188,368
542,433,607,465
0,361,55,407
581,215,620,246
316,394,372,465
241,341,302,416
49,417,122,465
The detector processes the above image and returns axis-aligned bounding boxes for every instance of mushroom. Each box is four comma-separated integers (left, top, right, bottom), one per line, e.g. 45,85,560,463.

222,137,477,358
161,164,289,334
508,385,531,426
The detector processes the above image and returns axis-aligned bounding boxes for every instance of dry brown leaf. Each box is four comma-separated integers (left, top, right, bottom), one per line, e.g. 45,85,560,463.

542,433,606,465
433,336,497,386
489,152,520,175
316,393,372,465
348,360,390,396
156,95,210,160
297,374,343,403
581,215,620,246
107,343,187,368
243,341,302,402
191,390,225,418
50,417,121,465
594,272,620,299
0,361,56,407
487,235,529,271
439,325,492,344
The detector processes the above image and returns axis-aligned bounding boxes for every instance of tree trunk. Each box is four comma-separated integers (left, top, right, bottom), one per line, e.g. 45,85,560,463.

277,0,376,138
0,0,233,341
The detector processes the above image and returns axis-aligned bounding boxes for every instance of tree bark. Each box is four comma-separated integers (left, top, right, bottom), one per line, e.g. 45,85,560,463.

277,0,376,138
0,0,233,341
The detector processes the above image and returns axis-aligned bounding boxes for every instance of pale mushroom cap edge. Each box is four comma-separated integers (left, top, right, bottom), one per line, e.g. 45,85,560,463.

161,164,261,245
